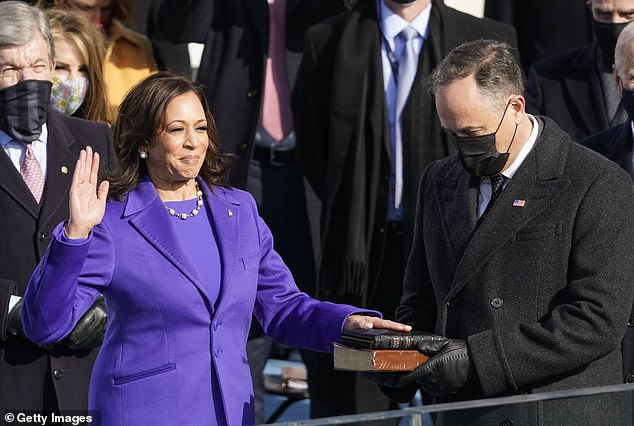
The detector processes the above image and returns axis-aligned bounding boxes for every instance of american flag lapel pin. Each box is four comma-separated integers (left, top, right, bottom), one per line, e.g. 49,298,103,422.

512,199,526,207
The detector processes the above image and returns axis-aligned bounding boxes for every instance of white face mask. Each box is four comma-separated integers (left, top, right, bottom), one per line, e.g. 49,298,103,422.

50,75,89,116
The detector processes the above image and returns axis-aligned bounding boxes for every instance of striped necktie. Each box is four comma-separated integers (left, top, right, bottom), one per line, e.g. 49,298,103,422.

394,25,419,209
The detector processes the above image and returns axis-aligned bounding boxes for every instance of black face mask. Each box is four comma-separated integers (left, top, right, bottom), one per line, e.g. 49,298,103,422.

621,87,634,121
448,101,517,177
593,20,628,68
0,79,51,143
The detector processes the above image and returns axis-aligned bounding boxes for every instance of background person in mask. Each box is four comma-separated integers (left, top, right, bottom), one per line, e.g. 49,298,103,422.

0,1,115,416
47,8,109,123
38,0,157,123
525,0,634,140
293,0,516,418
483,0,593,75
579,20,634,385
370,38,634,425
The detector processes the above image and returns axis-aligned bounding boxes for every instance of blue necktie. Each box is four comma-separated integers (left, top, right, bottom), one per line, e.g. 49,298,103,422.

394,26,419,210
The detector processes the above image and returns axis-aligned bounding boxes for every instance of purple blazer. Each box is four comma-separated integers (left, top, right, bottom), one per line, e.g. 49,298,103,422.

22,178,365,425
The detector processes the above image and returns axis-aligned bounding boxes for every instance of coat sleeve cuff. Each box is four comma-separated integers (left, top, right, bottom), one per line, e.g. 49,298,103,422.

0,279,17,340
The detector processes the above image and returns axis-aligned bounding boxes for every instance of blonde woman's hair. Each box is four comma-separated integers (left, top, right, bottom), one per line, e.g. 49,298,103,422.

46,8,109,122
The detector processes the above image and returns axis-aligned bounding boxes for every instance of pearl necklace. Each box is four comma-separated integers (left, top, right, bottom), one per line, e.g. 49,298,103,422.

165,184,204,220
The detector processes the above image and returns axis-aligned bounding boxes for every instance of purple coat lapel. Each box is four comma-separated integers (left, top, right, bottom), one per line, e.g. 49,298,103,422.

123,178,212,307
202,184,241,307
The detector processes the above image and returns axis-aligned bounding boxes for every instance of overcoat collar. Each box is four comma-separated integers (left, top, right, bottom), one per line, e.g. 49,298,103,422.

564,42,609,136
602,122,634,178
0,110,77,223
40,111,81,227
435,117,572,300
123,177,241,312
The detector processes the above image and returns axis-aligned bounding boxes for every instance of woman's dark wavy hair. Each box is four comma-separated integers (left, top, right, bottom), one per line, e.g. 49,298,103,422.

107,71,230,200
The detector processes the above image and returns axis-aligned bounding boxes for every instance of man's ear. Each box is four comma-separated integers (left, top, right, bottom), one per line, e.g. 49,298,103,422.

614,69,624,96
510,95,526,125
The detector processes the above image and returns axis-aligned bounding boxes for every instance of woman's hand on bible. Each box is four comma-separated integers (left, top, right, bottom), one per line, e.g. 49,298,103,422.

343,315,412,332
66,146,109,239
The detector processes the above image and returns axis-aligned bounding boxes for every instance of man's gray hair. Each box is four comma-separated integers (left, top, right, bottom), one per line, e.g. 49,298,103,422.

615,21,634,74
428,39,523,111
0,1,55,64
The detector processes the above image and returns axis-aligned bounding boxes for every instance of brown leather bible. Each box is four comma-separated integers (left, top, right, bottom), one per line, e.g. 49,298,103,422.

333,343,429,371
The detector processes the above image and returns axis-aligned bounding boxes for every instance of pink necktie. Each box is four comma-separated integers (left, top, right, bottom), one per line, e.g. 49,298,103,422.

21,143,45,203
261,0,293,142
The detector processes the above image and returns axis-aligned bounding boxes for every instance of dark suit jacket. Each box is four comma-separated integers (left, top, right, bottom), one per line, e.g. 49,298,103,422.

0,110,115,412
579,121,634,383
396,116,634,424
293,0,517,305
131,0,192,76
484,0,592,74
579,120,633,175
525,42,627,141
157,0,349,188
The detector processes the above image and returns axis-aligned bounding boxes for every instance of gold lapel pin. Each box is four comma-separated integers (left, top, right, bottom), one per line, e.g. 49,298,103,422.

61,166,69,174
228,209,233,217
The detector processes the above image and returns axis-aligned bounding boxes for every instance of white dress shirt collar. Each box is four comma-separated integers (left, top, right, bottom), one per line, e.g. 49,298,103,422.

0,124,49,175
379,0,431,49
477,114,539,218
500,114,539,179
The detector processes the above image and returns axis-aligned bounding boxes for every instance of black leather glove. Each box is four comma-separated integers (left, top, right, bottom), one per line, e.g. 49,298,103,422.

6,298,27,341
6,299,53,349
401,338,477,396
63,296,107,352
362,332,449,388
362,371,404,388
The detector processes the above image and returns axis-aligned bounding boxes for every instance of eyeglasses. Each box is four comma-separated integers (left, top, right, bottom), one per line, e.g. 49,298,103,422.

0,63,50,80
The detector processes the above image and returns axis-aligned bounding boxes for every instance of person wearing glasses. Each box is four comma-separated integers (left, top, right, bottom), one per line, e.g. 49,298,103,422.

0,1,115,416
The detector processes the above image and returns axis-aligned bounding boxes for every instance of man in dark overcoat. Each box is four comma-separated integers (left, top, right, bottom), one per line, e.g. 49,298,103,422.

374,39,634,425
0,1,114,415
293,0,517,417
578,20,634,385
524,0,634,140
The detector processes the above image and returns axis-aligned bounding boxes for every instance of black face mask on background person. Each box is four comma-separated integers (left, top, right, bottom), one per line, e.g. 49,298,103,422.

593,20,629,68
621,87,634,121
0,79,51,143
449,101,518,177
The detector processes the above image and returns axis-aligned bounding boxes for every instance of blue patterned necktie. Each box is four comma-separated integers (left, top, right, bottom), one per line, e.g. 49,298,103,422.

394,26,419,210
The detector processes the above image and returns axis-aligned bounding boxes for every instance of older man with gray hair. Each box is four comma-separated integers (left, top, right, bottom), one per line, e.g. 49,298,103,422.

0,1,114,415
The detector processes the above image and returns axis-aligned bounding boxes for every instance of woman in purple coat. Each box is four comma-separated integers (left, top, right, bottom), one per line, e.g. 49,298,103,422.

21,72,410,425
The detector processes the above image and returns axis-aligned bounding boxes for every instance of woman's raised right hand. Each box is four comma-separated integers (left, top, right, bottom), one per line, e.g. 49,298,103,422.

65,146,110,239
